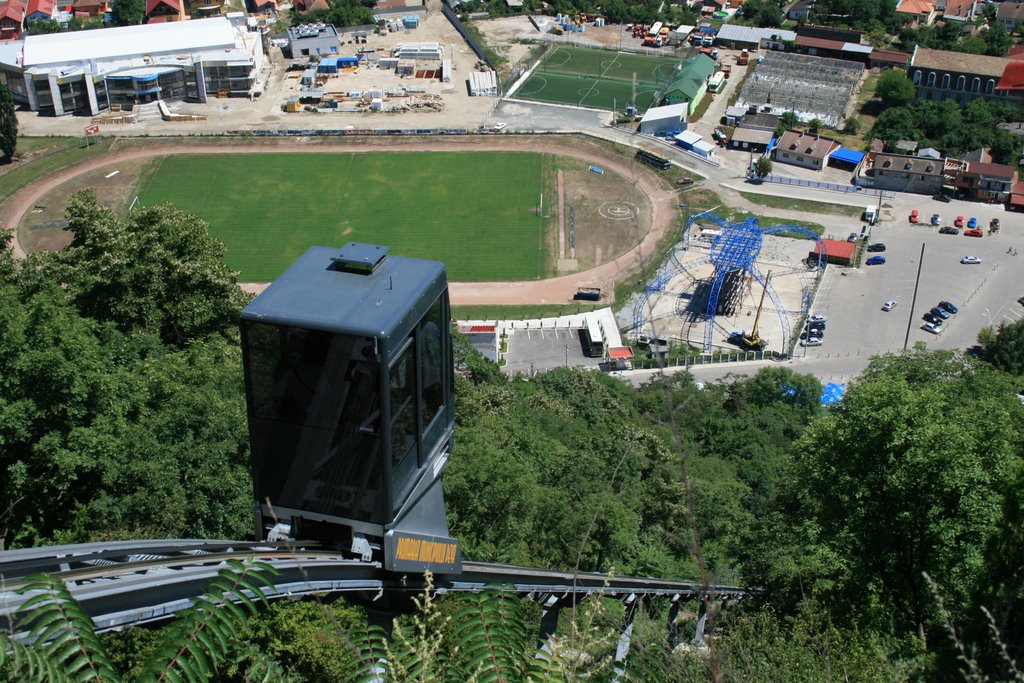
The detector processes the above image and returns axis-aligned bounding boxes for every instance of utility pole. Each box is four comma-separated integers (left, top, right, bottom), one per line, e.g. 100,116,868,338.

903,242,926,350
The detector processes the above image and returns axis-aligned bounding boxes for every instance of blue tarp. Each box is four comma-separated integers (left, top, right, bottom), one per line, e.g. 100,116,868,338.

830,147,864,165
821,382,846,406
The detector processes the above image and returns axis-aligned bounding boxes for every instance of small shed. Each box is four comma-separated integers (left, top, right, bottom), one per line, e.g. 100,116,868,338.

810,238,855,266
673,130,703,150
402,14,419,28
317,57,339,73
397,59,415,75
468,70,498,96
300,67,317,86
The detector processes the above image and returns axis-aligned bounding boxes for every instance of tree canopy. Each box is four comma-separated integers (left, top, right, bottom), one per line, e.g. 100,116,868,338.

0,83,17,162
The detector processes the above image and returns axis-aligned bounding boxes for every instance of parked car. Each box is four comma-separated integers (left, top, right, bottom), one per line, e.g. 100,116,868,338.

882,300,898,311
931,214,941,225
909,209,920,223
867,243,886,252
799,337,823,347
847,232,859,242
938,301,958,314
991,217,1000,230
939,226,960,235
930,306,951,320
967,217,977,229
676,177,694,186
807,322,826,333
924,312,945,326
955,215,965,227
921,321,943,335
866,255,886,265
1019,296,1024,306
964,229,984,237
934,192,952,203
961,255,981,264
800,329,823,340
807,314,827,323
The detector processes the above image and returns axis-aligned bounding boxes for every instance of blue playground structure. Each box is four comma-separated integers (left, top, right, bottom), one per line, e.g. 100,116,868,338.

632,211,826,354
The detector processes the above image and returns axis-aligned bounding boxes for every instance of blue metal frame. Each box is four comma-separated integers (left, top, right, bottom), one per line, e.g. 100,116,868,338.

633,210,827,356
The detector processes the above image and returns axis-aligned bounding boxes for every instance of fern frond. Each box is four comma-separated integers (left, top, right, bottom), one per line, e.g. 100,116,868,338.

346,621,390,683
11,574,121,683
143,557,279,683
451,590,532,682
524,636,568,683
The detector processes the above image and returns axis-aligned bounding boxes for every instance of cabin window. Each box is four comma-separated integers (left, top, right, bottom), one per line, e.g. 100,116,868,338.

390,339,418,476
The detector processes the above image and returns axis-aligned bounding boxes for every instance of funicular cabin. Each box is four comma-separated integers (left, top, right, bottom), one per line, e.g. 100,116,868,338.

240,243,460,574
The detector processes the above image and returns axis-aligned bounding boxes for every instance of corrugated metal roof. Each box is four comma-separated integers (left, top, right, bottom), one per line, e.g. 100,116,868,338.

22,16,235,67
715,24,795,44
640,102,688,123
842,42,872,54
675,130,702,145
829,147,864,164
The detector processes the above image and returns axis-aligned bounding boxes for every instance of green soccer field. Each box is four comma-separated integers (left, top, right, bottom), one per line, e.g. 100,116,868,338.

511,45,681,112
137,152,548,282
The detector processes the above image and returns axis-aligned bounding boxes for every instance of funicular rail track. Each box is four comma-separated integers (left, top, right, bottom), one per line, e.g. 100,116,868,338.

0,540,747,632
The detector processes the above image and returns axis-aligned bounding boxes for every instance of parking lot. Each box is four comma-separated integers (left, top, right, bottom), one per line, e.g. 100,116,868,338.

800,210,1022,362
504,327,605,376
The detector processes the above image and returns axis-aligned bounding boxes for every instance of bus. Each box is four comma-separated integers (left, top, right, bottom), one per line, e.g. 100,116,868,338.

708,71,726,93
582,317,605,358
648,21,662,37
635,149,672,170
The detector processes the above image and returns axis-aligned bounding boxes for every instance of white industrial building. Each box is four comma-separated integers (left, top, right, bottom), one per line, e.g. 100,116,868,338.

638,102,688,135
392,42,444,60
0,15,263,116
468,70,497,97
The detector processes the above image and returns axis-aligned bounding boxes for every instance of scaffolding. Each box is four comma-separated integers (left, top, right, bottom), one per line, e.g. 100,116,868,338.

736,52,861,128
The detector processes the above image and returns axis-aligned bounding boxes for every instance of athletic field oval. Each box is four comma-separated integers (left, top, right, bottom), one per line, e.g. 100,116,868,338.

137,151,549,282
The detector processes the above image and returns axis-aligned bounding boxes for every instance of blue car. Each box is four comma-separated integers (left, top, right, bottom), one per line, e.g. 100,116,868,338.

930,306,951,320
967,217,977,229
938,300,958,314
866,255,886,265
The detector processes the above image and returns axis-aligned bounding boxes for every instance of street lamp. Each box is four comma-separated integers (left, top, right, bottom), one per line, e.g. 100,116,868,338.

983,308,993,327
565,344,569,368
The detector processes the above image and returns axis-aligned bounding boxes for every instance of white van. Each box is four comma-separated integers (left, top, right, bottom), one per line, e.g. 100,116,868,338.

863,206,877,225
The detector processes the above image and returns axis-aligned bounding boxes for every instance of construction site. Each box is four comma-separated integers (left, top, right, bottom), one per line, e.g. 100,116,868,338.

735,52,861,128
627,211,826,357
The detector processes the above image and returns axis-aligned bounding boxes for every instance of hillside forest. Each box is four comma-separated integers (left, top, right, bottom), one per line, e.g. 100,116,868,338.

0,191,1023,680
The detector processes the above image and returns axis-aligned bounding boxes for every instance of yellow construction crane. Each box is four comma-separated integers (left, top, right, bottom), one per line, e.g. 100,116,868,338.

742,270,771,351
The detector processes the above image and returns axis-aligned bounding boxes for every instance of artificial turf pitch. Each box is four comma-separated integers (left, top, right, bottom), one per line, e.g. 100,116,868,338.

512,45,681,112
137,151,546,282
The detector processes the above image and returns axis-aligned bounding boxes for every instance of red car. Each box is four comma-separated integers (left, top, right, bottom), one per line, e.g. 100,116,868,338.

954,215,965,227
964,228,984,237
909,209,920,223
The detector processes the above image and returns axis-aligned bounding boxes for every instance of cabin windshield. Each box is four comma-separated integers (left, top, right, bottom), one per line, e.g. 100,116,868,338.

243,321,385,524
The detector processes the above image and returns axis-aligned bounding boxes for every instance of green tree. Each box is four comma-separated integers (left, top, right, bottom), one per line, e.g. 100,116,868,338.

808,118,823,134
754,156,772,179
775,350,1024,638
842,116,861,134
0,82,17,162
979,319,1024,376
875,69,916,108
780,111,799,130
983,22,1012,56
57,190,248,347
110,0,144,24
990,129,1022,166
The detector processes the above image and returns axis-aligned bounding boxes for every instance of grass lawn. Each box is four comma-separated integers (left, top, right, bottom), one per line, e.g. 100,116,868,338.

738,191,863,218
138,152,547,282
0,137,114,205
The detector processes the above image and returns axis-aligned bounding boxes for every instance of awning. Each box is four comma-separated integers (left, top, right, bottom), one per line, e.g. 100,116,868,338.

821,382,846,406
830,147,864,165
608,347,634,359
1010,193,1024,206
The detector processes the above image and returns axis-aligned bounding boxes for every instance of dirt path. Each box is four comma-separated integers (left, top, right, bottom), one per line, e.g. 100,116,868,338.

3,135,677,306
